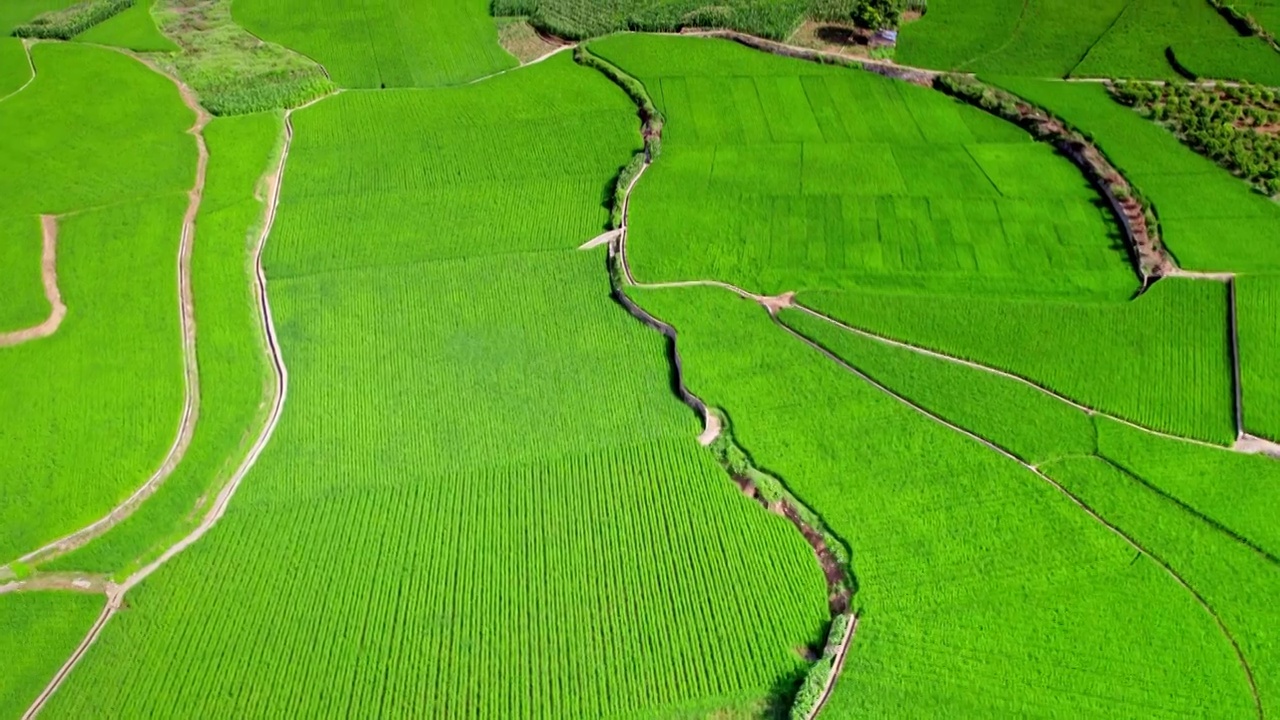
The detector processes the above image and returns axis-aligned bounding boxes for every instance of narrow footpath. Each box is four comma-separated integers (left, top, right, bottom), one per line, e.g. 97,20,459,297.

0,215,64,347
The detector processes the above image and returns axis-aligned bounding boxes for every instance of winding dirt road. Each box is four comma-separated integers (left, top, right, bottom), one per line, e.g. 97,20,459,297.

20,89,324,719
0,215,64,347
8,55,210,571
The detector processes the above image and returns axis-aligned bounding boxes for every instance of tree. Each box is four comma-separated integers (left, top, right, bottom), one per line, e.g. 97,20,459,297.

852,0,902,30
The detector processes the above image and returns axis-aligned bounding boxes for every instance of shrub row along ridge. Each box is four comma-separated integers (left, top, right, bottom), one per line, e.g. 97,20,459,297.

934,74,1176,285
12,0,133,40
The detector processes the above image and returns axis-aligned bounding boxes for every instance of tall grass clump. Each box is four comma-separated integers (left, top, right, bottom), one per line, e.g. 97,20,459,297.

12,0,133,39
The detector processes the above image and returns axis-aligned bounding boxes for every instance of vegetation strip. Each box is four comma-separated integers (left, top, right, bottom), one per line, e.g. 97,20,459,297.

777,317,1264,719
19,90,320,719
0,215,64,347
800,614,858,720
12,0,134,40
5,51,210,571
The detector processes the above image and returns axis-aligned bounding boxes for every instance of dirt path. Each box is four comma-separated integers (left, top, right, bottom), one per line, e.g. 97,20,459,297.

6,55,210,572
777,317,1263,718
0,215,65,347
0,38,37,104
805,615,859,720
465,43,575,86
0,572,110,595
20,92,321,719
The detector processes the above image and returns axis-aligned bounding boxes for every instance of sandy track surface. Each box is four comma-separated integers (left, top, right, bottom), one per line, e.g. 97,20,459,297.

20,89,329,719
0,215,65,347
8,55,210,571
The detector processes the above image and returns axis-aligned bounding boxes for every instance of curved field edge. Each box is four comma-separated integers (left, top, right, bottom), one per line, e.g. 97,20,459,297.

40,111,284,578
36,56,832,718
624,281,1255,718
0,42,196,564
778,299,1280,715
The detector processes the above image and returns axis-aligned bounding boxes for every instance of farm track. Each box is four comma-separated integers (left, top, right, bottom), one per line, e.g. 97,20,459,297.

0,216,65,347
5,51,210,572
18,86,327,720
0,38,37,104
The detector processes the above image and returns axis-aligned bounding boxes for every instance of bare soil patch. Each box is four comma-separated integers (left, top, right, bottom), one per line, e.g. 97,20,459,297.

497,18,567,64
0,215,65,347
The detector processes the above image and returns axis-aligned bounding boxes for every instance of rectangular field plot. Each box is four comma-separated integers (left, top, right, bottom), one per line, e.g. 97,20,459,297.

594,35,1136,299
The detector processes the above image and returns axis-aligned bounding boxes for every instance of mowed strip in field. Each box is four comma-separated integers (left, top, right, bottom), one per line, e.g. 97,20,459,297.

43,55,831,717
44,113,281,576
630,284,1256,717
0,43,195,563
591,35,1137,300
233,0,516,88
998,78,1280,273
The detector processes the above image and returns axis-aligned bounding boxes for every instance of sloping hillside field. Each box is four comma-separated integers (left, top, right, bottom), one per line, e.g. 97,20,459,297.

2,0,1279,718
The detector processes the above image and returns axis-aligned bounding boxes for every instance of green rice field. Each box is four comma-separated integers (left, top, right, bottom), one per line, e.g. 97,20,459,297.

3,0,1280,717
594,34,1136,299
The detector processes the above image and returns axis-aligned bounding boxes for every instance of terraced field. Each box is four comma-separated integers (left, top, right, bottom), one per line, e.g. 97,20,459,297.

3,0,1280,718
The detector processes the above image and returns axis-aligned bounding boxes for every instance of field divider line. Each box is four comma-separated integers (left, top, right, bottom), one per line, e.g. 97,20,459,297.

787,302,1245,453
466,43,576,86
7,54,212,572
0,38,38,104
777,317,1263,719
20,88,327,719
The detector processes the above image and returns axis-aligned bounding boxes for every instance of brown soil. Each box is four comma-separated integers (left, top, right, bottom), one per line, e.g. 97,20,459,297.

497,19,565,64
780,501,850,613
0,215,65,347
787,21,871,56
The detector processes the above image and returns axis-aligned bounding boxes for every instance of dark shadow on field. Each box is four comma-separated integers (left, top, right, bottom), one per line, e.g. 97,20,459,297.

815,25,869,47
761,664,811,719
601,164,621,231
